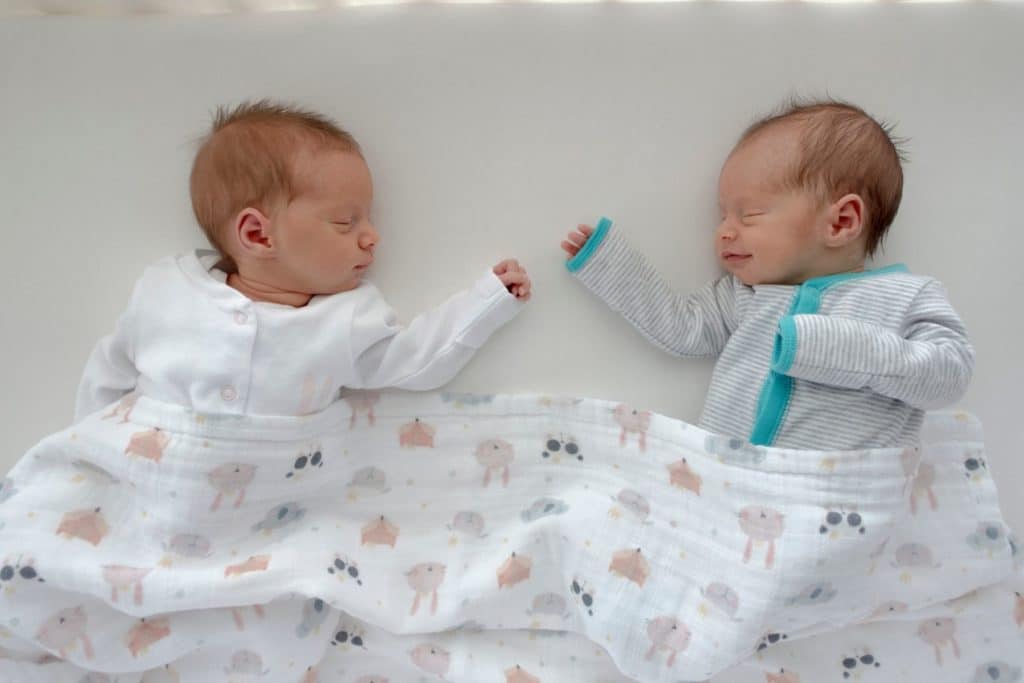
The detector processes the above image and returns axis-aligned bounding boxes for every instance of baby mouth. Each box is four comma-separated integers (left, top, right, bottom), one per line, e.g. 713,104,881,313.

722,253,751,262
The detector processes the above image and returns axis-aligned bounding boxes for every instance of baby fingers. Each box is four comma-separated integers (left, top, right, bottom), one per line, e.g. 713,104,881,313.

499,271,528,288
493,259,523,276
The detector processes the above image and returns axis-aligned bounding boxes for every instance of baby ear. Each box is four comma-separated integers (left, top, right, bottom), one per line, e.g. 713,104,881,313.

234,207,274,252
826,194,865,247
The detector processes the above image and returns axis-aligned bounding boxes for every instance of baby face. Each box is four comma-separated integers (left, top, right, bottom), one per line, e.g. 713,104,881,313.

716,127,829,286
270,149,379,295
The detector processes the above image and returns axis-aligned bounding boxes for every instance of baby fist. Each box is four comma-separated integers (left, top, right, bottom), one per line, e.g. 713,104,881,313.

493,259,531,301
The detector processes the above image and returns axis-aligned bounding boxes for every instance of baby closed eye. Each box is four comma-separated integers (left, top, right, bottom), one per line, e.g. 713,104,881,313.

719,209,765,222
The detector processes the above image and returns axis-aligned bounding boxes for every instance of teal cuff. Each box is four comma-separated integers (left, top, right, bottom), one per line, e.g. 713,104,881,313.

772,315,798,374
566,216,613,273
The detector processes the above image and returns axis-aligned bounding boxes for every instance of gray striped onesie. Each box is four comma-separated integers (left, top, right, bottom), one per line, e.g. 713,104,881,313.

567,219,975,449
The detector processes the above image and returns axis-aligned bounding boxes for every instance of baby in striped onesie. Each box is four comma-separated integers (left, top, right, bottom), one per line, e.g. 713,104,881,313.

560,99,974,450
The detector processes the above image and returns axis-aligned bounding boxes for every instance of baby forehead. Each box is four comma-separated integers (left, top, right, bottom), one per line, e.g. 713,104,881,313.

720,118,843,197
728,124,803,172
291,147,371,198
719,139,798,196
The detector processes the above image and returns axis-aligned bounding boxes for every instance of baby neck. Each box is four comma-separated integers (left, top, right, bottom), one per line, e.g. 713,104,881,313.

226,272,313,308
795,248,869,283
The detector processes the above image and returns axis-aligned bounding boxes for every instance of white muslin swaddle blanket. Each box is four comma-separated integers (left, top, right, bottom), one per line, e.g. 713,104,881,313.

0,391,1020,682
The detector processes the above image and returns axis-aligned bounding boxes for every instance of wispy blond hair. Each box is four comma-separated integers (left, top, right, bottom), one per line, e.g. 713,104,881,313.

738,98,907,256
189,100,361,267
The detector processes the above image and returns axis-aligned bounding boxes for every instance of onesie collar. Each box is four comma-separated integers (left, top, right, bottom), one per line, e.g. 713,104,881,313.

176,249,364,312
176,249,254,312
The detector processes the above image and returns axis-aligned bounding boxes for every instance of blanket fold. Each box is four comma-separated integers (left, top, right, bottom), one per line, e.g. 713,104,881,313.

0,391,1019,682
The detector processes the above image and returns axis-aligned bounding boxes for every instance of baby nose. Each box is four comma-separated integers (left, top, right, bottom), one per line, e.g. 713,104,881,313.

361,227,378,250
716,222,737,241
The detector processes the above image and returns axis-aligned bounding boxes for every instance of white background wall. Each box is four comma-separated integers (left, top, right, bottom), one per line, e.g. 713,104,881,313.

2,5,1022,533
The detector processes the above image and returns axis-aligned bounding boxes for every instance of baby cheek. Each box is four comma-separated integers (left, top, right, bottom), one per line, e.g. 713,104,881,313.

306,246,343,277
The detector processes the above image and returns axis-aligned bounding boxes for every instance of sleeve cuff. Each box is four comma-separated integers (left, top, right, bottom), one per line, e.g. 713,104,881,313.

458,269,525,348
772,315,798,374
475,268,511,298
566,216,613,273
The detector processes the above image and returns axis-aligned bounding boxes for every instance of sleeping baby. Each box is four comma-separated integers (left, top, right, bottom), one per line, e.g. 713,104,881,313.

75,99,530,422
561,98,974,449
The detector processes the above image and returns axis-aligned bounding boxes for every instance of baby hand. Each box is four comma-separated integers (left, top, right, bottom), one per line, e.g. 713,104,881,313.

561,224,594,258
493,259,531,301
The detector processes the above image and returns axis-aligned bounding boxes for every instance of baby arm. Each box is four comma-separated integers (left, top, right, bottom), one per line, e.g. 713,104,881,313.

73,286,141,422
772,279,975,409
347,262,527,390
562,218,738,358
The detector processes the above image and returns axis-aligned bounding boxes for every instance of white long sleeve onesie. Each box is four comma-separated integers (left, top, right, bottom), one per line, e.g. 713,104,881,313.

74,250,523,421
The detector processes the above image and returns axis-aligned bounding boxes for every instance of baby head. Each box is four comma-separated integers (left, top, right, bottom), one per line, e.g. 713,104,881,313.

190,100,378,302
717,98,905,286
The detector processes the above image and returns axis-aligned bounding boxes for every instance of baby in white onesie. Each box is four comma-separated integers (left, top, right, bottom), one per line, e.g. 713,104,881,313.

74,100,530,420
